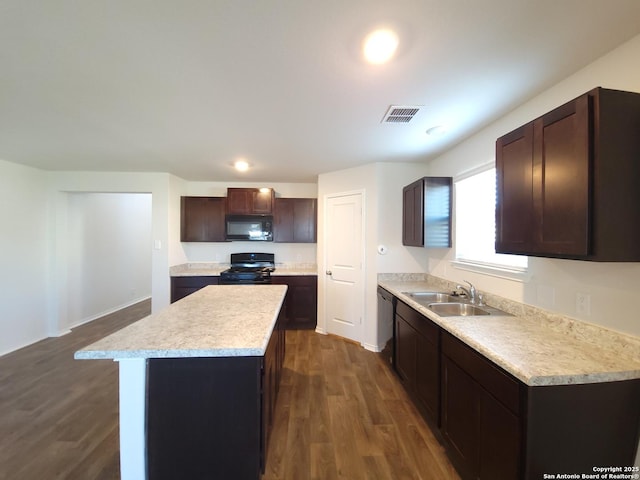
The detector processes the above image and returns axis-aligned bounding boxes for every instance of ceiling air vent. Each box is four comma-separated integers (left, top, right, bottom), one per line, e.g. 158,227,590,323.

381,105,422,124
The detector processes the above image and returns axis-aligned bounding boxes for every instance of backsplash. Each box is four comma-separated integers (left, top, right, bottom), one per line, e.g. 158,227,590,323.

378,273,640,363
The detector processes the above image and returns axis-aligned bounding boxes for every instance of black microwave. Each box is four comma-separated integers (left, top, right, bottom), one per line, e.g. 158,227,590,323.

225,215,273,241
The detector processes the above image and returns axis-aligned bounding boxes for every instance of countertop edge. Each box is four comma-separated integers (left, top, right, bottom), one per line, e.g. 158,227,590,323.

74,347,267,360
75,285,286,360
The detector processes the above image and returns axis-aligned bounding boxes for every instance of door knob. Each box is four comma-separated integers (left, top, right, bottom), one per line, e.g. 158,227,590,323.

326,270,332,276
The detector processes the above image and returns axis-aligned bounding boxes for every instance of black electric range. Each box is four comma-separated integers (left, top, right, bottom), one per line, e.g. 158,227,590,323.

219,253,275,285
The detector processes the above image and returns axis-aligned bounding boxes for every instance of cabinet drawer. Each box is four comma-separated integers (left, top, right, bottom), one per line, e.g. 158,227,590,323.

442,332,521,415
397,301,438,345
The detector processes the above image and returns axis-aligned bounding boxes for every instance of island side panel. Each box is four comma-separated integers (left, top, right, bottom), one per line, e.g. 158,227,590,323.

146,356,263,480
118,358,148,480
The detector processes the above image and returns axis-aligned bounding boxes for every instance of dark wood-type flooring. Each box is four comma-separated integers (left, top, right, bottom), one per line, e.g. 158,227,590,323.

0,301,459,480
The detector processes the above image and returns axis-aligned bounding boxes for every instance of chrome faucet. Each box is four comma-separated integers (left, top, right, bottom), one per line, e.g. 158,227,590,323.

456,280,479,304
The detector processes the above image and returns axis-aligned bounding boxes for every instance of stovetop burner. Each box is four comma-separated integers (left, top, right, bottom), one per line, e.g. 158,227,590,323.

219,253,275,285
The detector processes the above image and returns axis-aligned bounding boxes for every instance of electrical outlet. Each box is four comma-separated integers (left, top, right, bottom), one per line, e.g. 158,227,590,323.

576,292,591,316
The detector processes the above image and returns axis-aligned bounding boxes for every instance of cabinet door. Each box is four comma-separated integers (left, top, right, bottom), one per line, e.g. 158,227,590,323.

496,124,534,254
227,188,274,214
497,93,592,257
441,356,480,478
292,198,316,243
288,276,317,329
532,94,590,256
394,316,417,385
180,197,226,242
274,198,317,243
274,198,295,242
402,179,423,246
479,388,520,480
442,332,522,479
416,333,440,423
252,189,274,214
226,188,252,214
270,276,317,329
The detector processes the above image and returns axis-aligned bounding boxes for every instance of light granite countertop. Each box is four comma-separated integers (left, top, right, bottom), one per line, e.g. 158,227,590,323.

379,277,640,387
75,285,287,360
170,262,317,276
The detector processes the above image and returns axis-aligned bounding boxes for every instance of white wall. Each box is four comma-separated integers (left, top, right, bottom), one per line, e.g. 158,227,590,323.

0,160,49,355
173,181,319,265
376,162,432,274
65,192,152,331
48,171,174,335
318,163,437,351
425,33,640,338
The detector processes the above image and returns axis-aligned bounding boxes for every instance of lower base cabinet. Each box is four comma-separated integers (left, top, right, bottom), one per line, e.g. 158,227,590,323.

394,300,640,480
171,275,318,331
394,301,439,424
146,313,284,480
441,333,521,479
170,276,219,303
271,275,317,329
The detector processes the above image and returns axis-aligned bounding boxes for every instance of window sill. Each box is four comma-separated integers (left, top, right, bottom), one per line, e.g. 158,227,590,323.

450,259,531,282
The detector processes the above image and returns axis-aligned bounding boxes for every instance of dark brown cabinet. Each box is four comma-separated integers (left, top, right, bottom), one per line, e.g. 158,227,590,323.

274,198,317,243
172,275,318,329
441,332,521,480
180,196,226,242
271,275,317,329
226,187,274,215
496,87,640,261
262,309,285,461
394,301,440,423
170,276,219,303
146,310,285,480
402,177,452,248
393,298,640,480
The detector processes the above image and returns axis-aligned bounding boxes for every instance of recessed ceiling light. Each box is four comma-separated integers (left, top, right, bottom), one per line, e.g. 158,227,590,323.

234,159,249,172
363,29,399,64
426,125,447,136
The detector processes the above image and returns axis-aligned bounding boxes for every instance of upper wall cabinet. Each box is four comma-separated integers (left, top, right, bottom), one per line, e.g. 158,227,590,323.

273,198,317,243
181,196,227,242
402,177,452,248
226,188,275,215
496,87,640,261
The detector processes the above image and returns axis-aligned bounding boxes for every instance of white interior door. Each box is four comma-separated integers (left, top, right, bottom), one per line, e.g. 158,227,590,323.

324,192,364,344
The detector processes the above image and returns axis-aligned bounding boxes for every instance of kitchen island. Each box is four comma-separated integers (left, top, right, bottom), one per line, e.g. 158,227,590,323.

75,284,287,480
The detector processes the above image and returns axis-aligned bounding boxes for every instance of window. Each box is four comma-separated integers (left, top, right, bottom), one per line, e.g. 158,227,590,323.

454,167,527,273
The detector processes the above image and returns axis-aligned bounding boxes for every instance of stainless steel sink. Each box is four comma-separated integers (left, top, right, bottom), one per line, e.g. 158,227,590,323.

426,302,491,317
403,291,460,303
402,291,512,317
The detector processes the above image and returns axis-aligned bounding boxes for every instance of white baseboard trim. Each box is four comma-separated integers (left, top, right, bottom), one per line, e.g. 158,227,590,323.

52,329,72,338
1,297,151,357
67,296,151,331
363,342,383,353
315,326,327,335
0,335,47,357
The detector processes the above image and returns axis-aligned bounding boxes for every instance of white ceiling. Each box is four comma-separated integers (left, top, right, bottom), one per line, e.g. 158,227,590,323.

2,1,640,183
